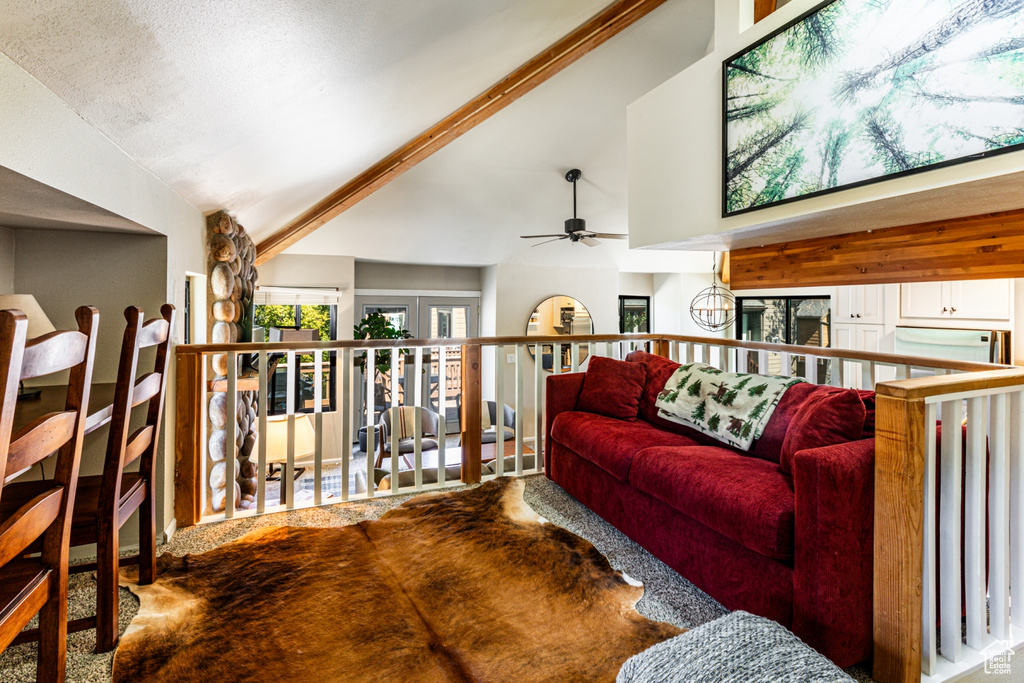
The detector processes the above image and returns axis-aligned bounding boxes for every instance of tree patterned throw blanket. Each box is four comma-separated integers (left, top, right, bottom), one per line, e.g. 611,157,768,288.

655,363,805,450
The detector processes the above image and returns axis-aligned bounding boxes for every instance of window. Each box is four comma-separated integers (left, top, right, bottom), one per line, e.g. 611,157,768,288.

736,297,830,381
618,296,651,333
254,303,338,415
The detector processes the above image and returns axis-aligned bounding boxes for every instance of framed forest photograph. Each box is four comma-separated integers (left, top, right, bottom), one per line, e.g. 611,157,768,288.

723,0,1024,216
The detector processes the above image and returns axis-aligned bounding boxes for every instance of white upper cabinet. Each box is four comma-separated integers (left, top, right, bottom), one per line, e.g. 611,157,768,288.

834,285,886,324
900,280,1012,326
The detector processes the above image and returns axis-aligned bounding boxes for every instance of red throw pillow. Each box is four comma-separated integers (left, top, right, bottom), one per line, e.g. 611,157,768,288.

780,388,867,474
576,356,647,421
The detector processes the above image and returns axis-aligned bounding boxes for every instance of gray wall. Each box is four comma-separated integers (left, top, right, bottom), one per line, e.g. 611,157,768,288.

14,228,168,385
355,261,482,292
0,226,13,294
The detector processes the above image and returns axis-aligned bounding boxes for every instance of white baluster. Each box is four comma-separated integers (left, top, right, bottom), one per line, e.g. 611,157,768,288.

965,397,987,650
313,349,323,506
257,350,268,514
225,351,237,518
437,345,447,487
365,349,375,499
495,345,505,478
340,348,351,502
989,393,1011,642
940,398,963,663
285,351,297,509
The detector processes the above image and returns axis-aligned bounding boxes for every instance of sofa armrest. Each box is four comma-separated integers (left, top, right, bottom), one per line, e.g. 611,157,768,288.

545,373,585,471
792,437,874,669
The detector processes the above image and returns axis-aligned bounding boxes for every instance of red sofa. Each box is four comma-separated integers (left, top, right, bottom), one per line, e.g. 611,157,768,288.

545,351,875,668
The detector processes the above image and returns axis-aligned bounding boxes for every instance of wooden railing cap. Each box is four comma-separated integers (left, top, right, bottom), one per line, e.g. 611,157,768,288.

876,368,1024,401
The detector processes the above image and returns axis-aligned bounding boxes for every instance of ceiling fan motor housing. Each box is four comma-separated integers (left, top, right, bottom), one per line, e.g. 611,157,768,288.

565,217,586,234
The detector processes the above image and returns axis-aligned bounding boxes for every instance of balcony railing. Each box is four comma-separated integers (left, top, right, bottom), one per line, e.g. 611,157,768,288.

173,332,1024,683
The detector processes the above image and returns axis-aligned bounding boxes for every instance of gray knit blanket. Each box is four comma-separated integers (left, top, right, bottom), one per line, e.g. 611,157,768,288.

617,611,854,683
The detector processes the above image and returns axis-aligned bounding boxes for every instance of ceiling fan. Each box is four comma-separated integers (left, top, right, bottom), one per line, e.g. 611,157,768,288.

520,169,629,247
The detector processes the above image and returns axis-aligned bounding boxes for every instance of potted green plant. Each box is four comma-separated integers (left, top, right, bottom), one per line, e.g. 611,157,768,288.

354,310,412,450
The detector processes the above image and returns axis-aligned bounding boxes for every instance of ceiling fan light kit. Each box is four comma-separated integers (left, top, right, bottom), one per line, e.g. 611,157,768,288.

690,253,736,333
521,169,628,247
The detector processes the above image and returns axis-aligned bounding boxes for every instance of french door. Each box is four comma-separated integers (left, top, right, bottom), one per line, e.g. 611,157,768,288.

354,295,478,431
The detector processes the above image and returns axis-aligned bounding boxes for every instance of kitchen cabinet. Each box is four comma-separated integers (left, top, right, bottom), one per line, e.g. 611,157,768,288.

834,285,885,324
833,322,894,389
900,280,1011,325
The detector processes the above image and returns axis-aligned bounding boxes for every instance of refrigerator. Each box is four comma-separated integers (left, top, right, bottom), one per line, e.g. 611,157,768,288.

893,326,1010,366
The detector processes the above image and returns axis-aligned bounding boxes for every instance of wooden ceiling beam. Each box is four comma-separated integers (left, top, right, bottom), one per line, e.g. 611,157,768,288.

255,0,669,265
754,0,778,23
729,208,1024,290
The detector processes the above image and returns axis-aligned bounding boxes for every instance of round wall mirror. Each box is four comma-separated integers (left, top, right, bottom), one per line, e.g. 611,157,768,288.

525,296,593,371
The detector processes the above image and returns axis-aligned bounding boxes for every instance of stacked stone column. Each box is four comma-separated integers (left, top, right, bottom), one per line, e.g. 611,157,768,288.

206,211,259,512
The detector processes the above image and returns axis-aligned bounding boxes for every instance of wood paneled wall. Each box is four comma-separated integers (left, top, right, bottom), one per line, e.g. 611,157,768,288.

729,209,1024,290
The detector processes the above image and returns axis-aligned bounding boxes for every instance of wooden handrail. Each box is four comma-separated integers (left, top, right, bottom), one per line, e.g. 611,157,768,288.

174,333,661,354
177,332,1009,374
875,368,1024,400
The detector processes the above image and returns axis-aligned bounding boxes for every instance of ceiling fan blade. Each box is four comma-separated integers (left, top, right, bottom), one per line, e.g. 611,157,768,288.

521,234,566,239
592,233,629,240
531,236,569,247
580,237,600,247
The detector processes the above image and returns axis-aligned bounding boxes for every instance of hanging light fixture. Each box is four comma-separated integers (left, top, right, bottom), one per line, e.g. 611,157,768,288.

690,253,736,332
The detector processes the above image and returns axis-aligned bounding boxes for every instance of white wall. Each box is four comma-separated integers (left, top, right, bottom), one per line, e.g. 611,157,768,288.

0,226,13,293
618,271,654,297
628,0,1024,252
653,272,730,339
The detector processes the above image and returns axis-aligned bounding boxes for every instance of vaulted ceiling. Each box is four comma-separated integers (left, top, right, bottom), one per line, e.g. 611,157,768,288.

0,0,715,271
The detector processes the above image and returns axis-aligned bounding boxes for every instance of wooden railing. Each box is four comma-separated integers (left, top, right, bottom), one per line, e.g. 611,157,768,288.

173,332,1024,683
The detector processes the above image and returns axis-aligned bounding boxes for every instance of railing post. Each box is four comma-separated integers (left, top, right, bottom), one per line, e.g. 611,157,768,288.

461,343,482,484
174,352,203,527
653,338,671,358
873,391,926,683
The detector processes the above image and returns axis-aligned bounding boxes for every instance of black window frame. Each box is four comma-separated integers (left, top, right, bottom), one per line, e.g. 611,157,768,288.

618,295,652,334
264,303,339,416
735,295,831,346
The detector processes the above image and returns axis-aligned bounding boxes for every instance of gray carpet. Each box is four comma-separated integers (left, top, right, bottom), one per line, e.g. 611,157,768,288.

0,475,873,682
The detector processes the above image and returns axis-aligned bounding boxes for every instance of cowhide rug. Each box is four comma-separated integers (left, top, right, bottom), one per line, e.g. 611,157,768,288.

114,478,683,682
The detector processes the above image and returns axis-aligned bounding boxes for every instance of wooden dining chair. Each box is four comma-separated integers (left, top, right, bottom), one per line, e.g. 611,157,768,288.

66,304,174,653
0,305,99,682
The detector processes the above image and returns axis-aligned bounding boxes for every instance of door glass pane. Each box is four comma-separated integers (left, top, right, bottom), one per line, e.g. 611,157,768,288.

358,305,411,425
428,305,468,423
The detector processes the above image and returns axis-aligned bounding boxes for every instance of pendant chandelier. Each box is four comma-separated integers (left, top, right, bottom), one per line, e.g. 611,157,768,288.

690,253,736,332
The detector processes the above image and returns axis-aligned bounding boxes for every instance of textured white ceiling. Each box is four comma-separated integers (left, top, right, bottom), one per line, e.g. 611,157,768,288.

0,0,715,270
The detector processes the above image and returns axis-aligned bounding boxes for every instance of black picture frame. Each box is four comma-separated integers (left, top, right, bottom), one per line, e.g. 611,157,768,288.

721,0,1024,218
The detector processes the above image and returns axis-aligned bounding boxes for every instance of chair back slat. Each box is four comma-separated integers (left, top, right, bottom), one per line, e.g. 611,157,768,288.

19,330,89,381
5,411,77,478
100,304,174,505
122,425,154,469
131,372,162,409
0,487,62,567
136,318,170,349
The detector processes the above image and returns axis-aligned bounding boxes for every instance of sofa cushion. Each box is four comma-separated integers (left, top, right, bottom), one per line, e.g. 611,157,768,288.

753,384,867,465
577,356,646,420
753,383,823,463
550,411,702,482
629,446,795,560
625,352,724,447
780,389,866,474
